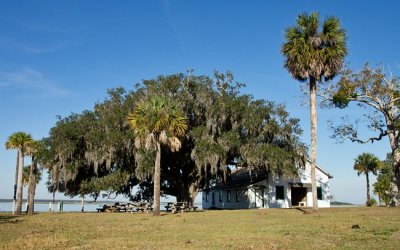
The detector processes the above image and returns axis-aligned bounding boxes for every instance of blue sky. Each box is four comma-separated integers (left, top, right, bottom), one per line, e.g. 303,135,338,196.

0,1,397,204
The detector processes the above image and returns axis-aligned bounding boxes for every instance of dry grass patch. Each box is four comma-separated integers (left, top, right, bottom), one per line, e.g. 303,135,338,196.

0,207,399,249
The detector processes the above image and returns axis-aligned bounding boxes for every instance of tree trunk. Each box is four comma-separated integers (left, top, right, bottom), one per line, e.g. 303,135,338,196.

26,193,30,215
50,190,56,212
309,77,318,211
390,148,400,206
15,149,24,215
153,142,161,216
27,157,37,215
188,181,200,206
13,151,19,215
81,195,85,212
387,122,400,206
366,171,371,206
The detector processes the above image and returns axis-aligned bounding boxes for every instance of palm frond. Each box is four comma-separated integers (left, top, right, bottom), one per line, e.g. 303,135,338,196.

127,95,188,150
282,11,347,83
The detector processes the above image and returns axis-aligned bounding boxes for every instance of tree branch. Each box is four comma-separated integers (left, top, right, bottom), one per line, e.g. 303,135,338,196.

348,127,388,144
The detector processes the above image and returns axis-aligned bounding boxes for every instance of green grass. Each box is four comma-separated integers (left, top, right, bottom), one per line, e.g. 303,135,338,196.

1,207,399,249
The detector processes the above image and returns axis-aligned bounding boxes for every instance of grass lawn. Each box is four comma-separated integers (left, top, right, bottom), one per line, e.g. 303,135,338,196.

1,207,399,249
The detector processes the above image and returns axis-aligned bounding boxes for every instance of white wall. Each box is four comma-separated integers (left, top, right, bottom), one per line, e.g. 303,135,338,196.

202,188,249,209
202,162,332,209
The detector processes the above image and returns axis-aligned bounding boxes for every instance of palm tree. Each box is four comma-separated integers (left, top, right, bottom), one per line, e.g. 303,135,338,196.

24,141,42,215
23,163,42,214
127,96,188,216
354,153,382,206
5,132,34,215
22,164,42,186
282,12,347,211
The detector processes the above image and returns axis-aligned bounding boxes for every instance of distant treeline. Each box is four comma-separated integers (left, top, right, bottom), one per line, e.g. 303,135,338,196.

330,201,353,206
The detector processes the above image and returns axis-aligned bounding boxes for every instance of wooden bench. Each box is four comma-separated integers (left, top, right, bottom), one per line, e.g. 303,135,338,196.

96,204,111,212
298,201,306,207
171,202,183,213
116,206,127,212
165,202,175,212
97,203,127,213
137,203,153,213
188,206,198,212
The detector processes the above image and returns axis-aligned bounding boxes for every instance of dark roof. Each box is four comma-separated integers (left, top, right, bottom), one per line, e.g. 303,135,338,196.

206,167,268,190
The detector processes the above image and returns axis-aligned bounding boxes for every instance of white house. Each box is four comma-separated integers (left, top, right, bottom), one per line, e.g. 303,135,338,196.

202,162,333,209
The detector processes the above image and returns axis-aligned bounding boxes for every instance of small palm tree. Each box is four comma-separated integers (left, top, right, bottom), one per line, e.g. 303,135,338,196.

23,140,43,215
5,132,34,215
354,153,382,206
22,165,42,186
127,96,188,216
282,12,347,211
23,163,42,215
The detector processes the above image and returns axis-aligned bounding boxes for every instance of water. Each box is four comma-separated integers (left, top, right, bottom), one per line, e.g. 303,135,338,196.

0,201,101,212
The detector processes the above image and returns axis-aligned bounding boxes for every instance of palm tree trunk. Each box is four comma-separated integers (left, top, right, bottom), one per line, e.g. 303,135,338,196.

15,149,24,215
366,171,371,206
27,157,37,215
153,142,161,216
13,151,19,215
309,77,318,212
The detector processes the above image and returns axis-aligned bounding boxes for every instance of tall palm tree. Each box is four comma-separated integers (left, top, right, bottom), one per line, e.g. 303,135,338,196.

354,153,382,206
282,12,347,211
127,96,188,216
10,146,19,213
5,132,34,215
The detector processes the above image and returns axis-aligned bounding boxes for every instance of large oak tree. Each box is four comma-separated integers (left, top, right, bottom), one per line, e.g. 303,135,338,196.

42,72,307,206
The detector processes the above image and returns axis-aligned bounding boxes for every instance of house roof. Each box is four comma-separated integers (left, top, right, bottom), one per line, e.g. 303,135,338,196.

316,165,333,179
204,162,333,191
206,167,268,190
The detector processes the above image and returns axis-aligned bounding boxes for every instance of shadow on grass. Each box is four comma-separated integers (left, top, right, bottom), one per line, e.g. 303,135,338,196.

294,207,318,214
0,214,22,224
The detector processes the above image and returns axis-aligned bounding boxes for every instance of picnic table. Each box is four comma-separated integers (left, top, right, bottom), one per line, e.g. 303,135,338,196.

164,202,198,213
96,203,129,213
126,202,153,213
96,202,153,213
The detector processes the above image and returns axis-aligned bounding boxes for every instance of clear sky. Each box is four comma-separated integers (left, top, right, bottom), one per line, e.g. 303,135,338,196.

1,1,398,204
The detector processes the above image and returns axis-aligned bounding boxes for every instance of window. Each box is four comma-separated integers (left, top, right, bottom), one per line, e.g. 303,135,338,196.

317,187,323,200
227,190,231,202
276,186,284,200
235,189,240,202
219,190,222,202
205,192,209,202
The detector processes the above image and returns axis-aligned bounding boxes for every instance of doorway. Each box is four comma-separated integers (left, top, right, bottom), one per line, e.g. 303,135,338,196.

291,187,307,206
255,189,265,208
